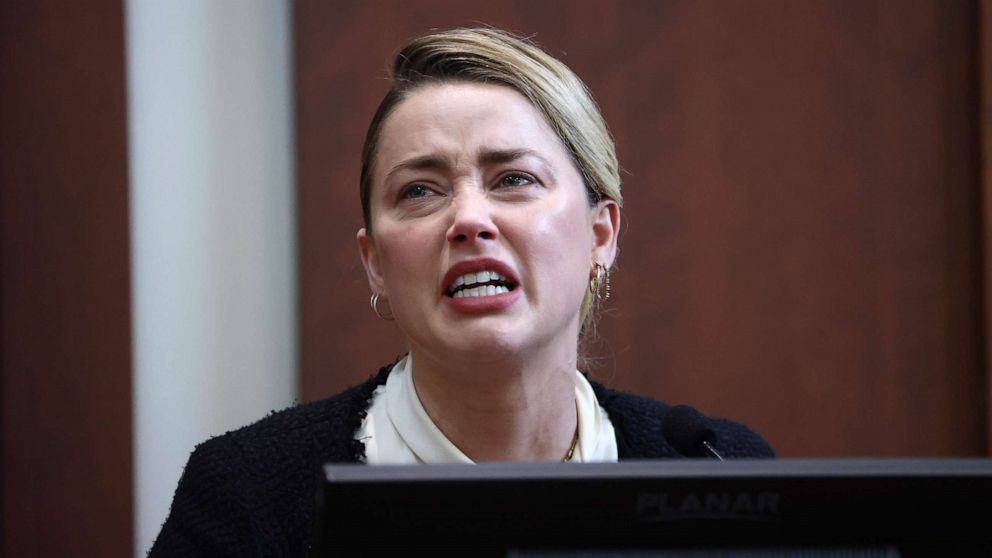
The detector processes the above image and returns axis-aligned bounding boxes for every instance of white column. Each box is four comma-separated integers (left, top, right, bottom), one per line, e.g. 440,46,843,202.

125,1,296,555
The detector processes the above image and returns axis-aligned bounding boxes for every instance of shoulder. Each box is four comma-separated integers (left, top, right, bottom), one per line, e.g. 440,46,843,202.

221,363,392,465
589,380,775,460
149,365,394,557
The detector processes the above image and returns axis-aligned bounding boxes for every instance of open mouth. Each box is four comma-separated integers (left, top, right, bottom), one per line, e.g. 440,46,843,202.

446,270,517,299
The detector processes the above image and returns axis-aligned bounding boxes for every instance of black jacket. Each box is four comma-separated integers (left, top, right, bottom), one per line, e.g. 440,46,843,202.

149,364,773,557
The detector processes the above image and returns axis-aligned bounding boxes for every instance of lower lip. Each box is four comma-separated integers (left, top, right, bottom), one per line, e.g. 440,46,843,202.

443,288,521,314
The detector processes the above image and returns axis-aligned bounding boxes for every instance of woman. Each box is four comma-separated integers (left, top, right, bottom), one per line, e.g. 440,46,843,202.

150,27,772,557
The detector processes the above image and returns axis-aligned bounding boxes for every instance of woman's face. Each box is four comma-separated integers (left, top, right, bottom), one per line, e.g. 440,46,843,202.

358,83,618,365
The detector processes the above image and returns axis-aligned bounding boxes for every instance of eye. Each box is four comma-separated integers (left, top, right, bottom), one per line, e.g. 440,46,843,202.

400,183,437,200
497,172,536,188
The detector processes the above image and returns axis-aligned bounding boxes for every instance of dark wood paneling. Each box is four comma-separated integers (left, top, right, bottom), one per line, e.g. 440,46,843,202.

1,1,133,556
981,0,992,453
296,0,986,457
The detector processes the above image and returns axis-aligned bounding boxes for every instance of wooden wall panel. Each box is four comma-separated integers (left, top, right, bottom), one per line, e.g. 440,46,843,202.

0,1,133,556
981,0,992,453
296,0,986,457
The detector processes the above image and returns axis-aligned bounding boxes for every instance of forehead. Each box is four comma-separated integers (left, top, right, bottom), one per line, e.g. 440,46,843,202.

374,83,573,177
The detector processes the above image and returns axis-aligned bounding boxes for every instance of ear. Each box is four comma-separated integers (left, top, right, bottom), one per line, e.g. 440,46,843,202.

357,228,386,294
590,199,621,268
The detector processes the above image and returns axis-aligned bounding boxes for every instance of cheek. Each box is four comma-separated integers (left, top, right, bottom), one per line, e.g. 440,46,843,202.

374,225,439,293
519,204,594,296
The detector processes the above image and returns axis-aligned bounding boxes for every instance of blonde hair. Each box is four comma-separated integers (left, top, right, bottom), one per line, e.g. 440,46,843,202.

360,27,622,335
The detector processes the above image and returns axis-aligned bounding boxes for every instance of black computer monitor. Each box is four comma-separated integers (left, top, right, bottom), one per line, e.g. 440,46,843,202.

309,459,992,557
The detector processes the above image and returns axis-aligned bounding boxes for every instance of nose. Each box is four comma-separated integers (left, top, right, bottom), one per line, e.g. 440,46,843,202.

445,189,498,245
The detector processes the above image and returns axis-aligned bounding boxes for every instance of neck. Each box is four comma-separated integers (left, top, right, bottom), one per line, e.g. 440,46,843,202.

409,345,578,462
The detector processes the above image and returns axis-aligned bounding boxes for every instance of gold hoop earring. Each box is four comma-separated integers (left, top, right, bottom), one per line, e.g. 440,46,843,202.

370,293,394,320
589,263,611,302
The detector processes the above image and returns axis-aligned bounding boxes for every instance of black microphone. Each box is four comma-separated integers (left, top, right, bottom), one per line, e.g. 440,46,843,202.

662,405,725,460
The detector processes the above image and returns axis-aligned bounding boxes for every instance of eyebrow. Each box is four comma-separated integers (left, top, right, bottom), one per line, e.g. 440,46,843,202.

385,155,453,182
478,148,550,169
479,149,557,184
384,149,555,181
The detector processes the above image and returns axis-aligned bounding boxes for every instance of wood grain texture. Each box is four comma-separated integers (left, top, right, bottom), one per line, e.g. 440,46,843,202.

295,0,986,457
981,0,992,454
1,1,133,556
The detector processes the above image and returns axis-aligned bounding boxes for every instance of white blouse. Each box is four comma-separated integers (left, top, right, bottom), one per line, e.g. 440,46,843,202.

355,355,618,464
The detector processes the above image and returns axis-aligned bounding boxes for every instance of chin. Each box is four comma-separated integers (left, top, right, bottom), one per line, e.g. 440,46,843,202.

419,323,532,364
447,333,527,362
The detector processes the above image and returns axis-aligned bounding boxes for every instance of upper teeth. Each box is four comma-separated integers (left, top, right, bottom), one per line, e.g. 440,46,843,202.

451,270,508,290
449,270,514,298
